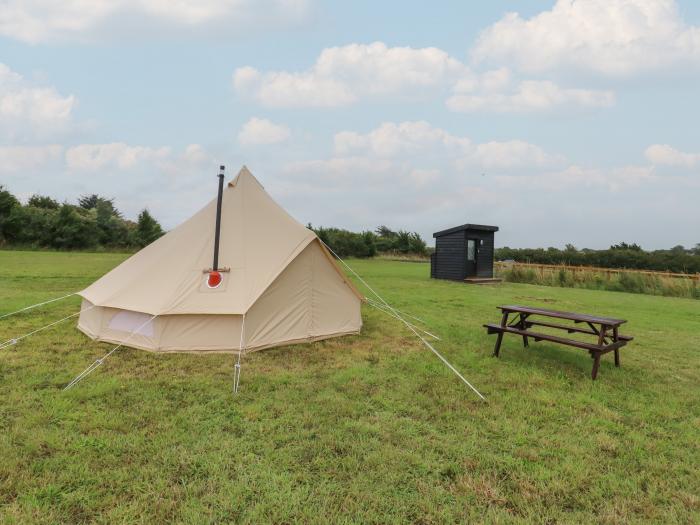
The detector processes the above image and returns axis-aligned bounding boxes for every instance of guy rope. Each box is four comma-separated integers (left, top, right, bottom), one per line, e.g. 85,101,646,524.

320,240,486,401
0,301,93,351
63,315,157,391
0,292,78,321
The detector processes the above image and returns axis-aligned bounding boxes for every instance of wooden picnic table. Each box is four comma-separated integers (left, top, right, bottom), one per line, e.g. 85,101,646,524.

484,305,633,380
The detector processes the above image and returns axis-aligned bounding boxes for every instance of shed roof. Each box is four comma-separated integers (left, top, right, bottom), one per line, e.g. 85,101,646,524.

433,223,499,238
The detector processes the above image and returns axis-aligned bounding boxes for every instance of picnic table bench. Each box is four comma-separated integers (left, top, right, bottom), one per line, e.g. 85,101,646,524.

484,305,633,379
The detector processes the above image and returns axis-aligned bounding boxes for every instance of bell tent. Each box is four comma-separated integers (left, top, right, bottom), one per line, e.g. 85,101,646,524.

77,166,363,353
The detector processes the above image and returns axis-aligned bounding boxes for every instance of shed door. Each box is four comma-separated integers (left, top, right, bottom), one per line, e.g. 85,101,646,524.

466,239,477,277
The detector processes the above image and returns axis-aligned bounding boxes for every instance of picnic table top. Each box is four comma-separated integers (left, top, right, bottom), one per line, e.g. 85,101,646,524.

498,305,627,326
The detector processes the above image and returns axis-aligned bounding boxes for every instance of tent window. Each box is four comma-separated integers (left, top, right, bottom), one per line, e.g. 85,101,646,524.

108,311,155,337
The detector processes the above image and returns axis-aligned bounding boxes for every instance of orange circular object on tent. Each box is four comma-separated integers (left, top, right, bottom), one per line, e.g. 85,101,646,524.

207,271,222,288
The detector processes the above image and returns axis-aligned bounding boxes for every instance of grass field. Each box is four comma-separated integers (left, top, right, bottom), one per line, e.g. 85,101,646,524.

0,250,698,523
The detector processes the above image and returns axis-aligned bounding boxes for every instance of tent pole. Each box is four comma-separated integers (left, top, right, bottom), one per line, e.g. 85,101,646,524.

234,314,245,394
212,165,225,271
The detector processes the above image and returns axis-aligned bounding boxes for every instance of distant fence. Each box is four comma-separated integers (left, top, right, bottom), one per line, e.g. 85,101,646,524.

495,261,700,281
494,261,699,299
377,253,431,263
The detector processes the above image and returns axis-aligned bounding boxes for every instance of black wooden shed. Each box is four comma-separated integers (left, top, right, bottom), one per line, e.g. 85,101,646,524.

430,224,499,281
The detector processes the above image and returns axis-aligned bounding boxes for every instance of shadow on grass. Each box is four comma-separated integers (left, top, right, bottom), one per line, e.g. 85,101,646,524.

491,339,631,381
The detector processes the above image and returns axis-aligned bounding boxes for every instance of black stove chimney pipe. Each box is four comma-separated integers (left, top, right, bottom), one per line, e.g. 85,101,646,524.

212,165,225,271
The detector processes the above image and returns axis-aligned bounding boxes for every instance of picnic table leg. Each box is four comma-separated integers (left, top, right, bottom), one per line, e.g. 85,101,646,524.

597,325,607,347
493,311,509,357
592,353,601,380
519,313,529,348
591,326,607,379
493,333,504,357
588,322,611,345
613,326,620,367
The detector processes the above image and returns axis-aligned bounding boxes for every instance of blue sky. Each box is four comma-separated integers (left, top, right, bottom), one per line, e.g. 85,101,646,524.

1,0,699,248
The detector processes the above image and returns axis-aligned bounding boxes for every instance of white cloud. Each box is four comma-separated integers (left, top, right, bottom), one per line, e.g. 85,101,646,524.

274,121,684,247
234,43,615,112
334,121,470,157
472,0,700,75
645,144,700,168
233,42,469,108
279,143,512,244
408,168,440,187
0,145,63,172
1,141,218,228
0,63,75,139
65,143,171,171
181,144,210,164
2,135,690,250
157,144,215,183
233,66,354,108
274,121,570,241
495,165,656,192
333,121,563,169
238,117,291,146
0,0,311,43
281,155,501,219
447,80,615,113
473,141,564,169
284,156,395,186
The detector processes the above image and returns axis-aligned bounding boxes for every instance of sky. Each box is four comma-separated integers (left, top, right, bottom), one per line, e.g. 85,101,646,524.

1,0,699,249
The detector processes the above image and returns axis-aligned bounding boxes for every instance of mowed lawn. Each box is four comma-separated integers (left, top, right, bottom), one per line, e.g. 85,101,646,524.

0,250,698,524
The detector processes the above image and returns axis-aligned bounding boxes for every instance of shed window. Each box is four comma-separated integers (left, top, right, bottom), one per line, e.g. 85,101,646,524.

467,239,476,261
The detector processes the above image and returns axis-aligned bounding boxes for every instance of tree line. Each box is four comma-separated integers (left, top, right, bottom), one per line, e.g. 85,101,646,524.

0,184,429,257
0,185,164,250
7,182,692,273
311,225,428,258
496,243,700,274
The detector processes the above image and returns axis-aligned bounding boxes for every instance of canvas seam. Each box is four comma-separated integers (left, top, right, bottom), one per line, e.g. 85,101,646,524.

243,234,316,313
309,243,314,339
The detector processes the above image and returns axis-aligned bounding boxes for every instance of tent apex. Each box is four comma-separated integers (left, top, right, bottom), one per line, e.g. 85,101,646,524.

229,165,263,188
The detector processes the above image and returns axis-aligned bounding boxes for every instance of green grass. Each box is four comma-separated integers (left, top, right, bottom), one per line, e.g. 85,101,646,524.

0,250,698,524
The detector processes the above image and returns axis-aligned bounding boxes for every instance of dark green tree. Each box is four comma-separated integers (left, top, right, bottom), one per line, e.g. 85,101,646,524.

79,194,121,217
78,194,100,209
375,225,395,238
135,209,164,247
495,244,700,273
10,206,57,245
313,226,377,258
0,185,168,250
94,200,128,246
0,185,19,216
27,194,60,209
610,242,642,251
0,186,21,244
49,205,100,249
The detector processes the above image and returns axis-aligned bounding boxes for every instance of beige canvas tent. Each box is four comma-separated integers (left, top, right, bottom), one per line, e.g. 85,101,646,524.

77,166,363,353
